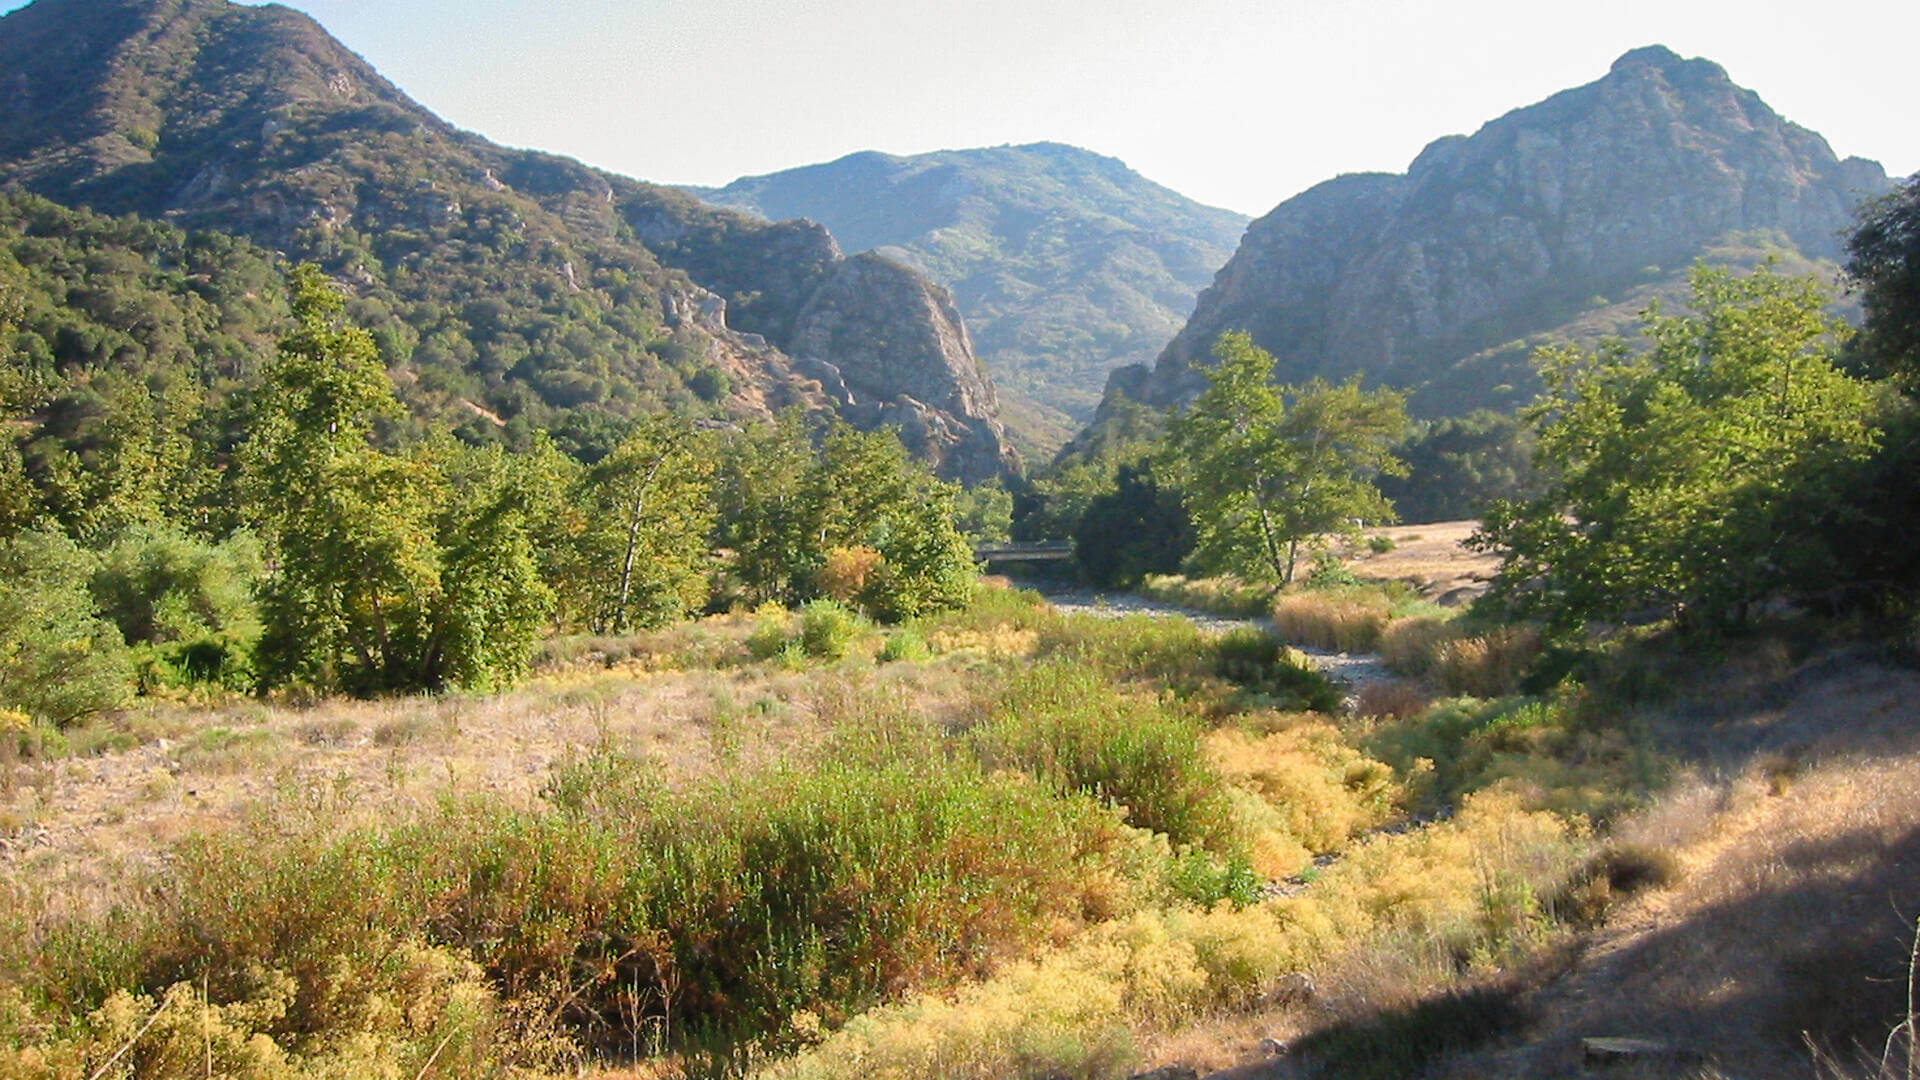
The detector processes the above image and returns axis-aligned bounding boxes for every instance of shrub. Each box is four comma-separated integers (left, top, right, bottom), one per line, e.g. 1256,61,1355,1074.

799,599,864,660
746,606,793,660
89,525,262,654
1367,534,1397,554
1379,616,1457,677
817,545,883,607
972,662,1233,848
1138,574,1272,618
1355,678,1432,719
16,749,1140,1070
878,627,932,664
1207,724,1397,867
1432,626,1542,697
0,530,131,725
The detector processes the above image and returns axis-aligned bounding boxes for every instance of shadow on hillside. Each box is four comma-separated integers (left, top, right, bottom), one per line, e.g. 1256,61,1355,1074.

1504,819,1920,1079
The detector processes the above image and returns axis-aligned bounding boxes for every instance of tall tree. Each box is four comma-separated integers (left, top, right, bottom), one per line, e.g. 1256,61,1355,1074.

1474,264,1883,632
715,416,975,618
1165,332,1406,584
246,266,550,694
564,416,716,633
1846,176,1920,389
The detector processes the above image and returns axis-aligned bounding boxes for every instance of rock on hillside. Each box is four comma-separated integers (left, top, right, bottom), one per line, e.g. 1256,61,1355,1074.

0,0,1016,481
1096,46,1892,426
696,143,1249,456
788,253,1007,484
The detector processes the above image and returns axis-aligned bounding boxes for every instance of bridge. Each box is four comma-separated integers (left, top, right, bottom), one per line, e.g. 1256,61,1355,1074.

973,542,1075,564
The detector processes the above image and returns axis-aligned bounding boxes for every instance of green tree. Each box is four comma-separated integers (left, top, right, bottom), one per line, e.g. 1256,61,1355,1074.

1073,462,1193,588
0,529,131,725
809,423,975,619
714,413,819,607
952,479,1014,546
1016,396,1165,542
1846,176,1920,388
1165,332,1407,584
1474,264,1883,632
715,417,975,618
0,287,41,539
246,266,551,694
564,416,716,632
1376,410,1542,525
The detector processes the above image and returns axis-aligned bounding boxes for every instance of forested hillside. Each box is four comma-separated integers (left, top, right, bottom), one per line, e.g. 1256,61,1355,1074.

0,0,1017,482
698,143,1248,455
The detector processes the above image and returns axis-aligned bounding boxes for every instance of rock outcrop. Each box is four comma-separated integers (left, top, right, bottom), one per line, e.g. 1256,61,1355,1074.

789,253,1014,485
1096,46,1892,425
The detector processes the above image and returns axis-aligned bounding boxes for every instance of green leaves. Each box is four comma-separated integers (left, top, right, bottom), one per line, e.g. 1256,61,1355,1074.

1476,264,1883,632
1166,332,1407,584
716,416,975,620
561,416,716,634
248,266,552,695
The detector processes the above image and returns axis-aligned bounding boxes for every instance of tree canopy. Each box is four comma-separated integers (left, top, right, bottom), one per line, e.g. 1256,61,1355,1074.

1474,264,1884,633
1846,176,1920,389
1165,332,1406,584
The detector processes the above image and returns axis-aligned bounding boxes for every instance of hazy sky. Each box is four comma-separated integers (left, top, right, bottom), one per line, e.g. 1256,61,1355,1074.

13,0,1918,215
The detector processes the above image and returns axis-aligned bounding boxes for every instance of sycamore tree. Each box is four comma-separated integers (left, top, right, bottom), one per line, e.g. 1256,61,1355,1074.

1847,176,1920,388
1165,332,1407,585
1473,264,1884,633
245,265,551,695
562,416,716,633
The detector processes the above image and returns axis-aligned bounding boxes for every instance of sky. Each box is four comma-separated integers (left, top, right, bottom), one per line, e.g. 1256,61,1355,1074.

9,0,1918,216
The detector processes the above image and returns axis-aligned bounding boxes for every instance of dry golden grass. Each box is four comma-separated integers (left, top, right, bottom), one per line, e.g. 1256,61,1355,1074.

1270,593,1390,653
1432,625,1542,697
1378,616,1456,677
1353,679,1432,720
0,623,1001,910
1343,520,1499,606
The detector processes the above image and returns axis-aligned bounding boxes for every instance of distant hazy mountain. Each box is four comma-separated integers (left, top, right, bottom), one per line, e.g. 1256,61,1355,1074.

0,0,1017,481
1093,46,1892,432
695,144,1248,456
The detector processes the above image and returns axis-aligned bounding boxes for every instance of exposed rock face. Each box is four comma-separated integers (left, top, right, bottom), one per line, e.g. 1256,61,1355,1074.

1100,46,1892,425
695,143,1249,456
0,0,1019,483
789,253,1015,485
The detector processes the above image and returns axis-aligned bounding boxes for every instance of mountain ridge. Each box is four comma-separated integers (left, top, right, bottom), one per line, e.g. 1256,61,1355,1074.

1090,44,1892,432
0,0,1019,482
693,142,1249,456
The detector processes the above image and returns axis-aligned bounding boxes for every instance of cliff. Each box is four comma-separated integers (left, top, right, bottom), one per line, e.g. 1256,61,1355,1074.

1096,45,1892,426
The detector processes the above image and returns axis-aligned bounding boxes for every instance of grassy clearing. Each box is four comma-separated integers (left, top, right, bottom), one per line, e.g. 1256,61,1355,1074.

3,576,1792,1080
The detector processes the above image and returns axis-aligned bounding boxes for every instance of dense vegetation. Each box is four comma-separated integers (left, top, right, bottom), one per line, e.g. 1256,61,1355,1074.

1,7,1918,1075
0,262,979,711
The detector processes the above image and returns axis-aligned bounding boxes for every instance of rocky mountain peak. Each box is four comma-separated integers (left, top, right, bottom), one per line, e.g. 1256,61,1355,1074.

1087,47,1891,433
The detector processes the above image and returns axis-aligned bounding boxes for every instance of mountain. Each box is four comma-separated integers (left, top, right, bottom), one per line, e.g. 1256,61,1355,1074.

1092,46,1893,428
694,143,1248,456
0,0,1016,482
